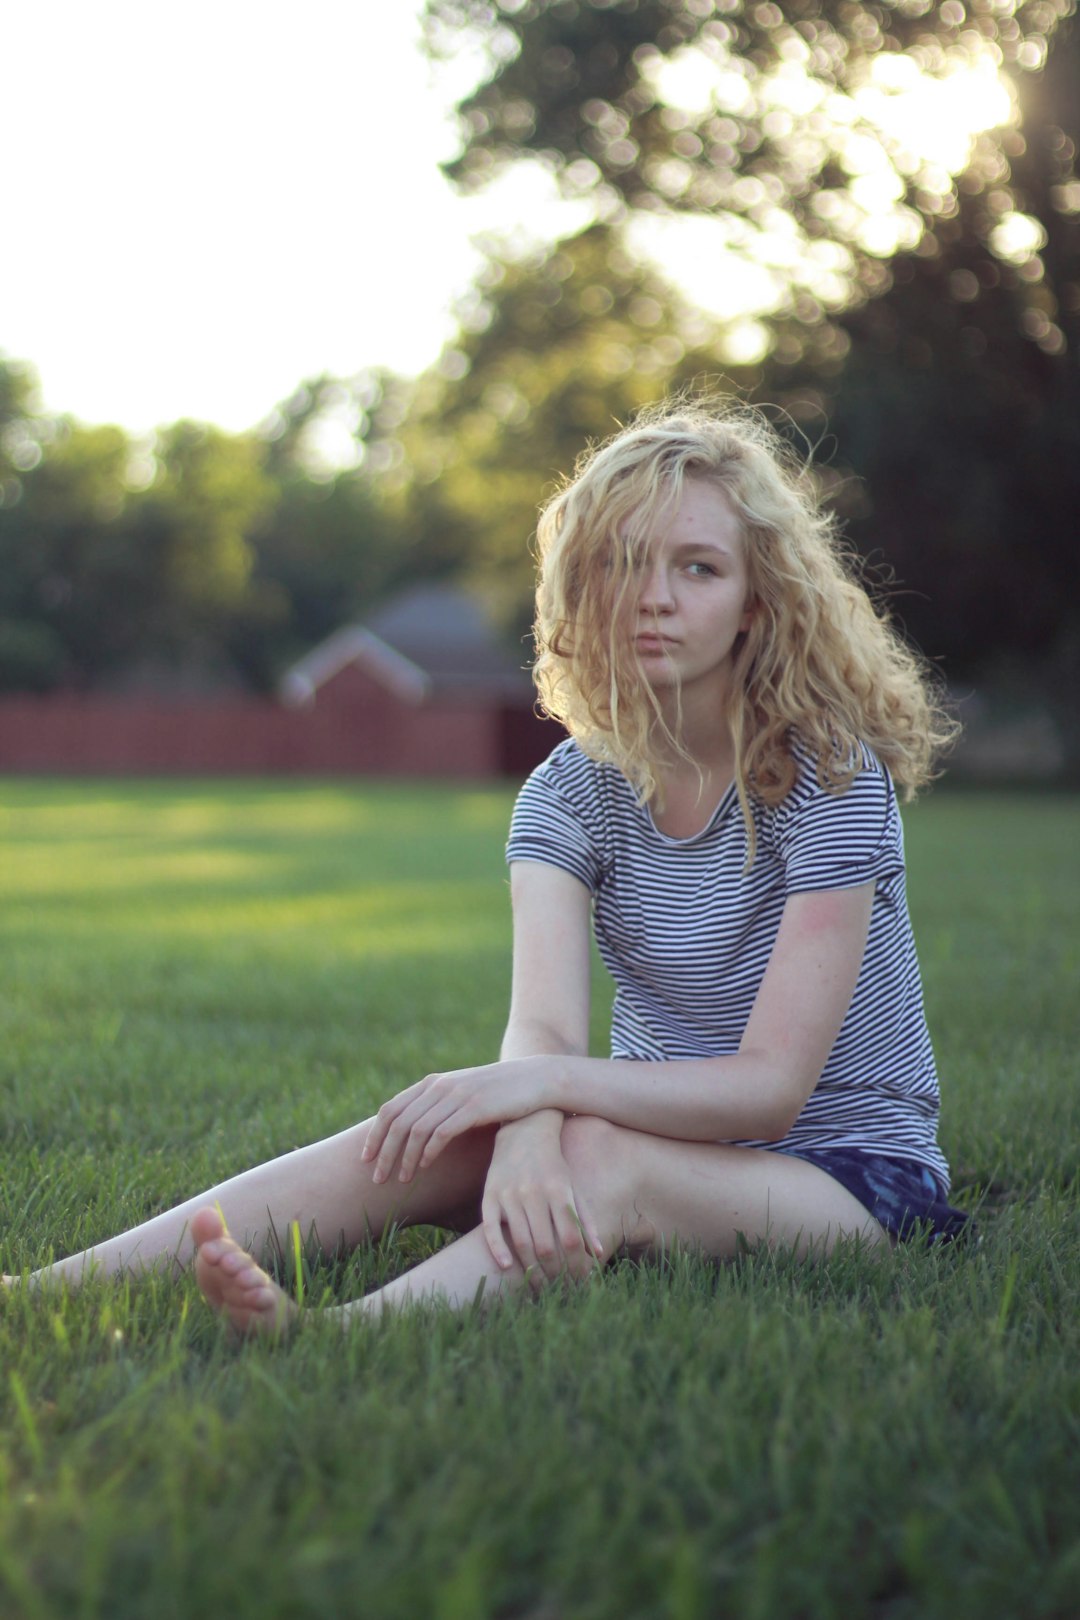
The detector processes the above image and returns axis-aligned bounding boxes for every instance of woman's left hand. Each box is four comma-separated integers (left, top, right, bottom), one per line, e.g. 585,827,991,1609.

360,1057,556,1184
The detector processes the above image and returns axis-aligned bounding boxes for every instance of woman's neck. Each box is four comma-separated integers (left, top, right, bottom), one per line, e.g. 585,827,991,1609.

652,686,737,781
649,751,736,838
649,709,738,840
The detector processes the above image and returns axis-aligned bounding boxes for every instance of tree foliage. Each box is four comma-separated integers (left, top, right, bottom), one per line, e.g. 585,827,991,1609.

427,0,1077,355
759,13,1078,751
226,375,417,689
0,359,409,694
0,397,138,690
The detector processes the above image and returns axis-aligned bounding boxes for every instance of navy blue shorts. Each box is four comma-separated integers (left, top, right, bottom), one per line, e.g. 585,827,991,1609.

776,1147,973,1244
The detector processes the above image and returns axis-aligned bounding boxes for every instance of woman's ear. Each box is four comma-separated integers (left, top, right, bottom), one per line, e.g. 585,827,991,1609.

739,600,756,636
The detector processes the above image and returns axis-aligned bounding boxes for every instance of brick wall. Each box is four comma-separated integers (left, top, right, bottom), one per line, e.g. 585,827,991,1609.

0,692,510,778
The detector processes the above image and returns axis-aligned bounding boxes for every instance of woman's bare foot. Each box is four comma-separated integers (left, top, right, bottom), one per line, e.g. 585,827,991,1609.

191,1208,298,1339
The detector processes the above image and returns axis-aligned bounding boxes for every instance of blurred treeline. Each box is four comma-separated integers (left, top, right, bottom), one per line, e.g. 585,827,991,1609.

1,0,1077,764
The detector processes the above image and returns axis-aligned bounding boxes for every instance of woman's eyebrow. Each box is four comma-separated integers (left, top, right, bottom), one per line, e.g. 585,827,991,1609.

670,539,736,558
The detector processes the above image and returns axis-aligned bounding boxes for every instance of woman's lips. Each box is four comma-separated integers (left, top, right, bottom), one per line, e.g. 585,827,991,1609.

636,635,676,652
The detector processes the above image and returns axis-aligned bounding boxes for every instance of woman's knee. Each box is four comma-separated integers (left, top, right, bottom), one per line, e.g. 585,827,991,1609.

560,1114,621,1174
560,1116,652,1247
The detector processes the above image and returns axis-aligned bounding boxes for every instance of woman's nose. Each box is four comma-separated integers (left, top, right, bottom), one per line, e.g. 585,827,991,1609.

638,560,674,613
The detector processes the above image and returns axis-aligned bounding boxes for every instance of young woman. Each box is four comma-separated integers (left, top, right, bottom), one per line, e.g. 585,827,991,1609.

6,403,968,1334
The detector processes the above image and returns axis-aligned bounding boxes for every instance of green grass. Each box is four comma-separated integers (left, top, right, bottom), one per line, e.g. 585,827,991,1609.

1,778,1078,1620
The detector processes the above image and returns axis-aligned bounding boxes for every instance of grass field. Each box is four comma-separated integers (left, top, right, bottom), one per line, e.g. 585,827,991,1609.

1,777,1078,1620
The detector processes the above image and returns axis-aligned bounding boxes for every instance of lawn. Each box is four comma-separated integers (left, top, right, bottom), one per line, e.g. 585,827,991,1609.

1,777,1078,1620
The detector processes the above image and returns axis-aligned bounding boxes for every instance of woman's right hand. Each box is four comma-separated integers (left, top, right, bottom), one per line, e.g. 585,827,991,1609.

481,1109,604,1289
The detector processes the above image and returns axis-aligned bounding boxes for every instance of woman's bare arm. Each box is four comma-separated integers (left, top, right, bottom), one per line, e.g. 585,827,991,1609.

364,872,876,1178
545,880,877,1143
487,863,604,1275
499,861,592,1063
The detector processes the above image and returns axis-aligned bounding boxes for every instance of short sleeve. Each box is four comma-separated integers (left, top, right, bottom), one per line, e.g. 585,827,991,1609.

772,756,904,899
506,742,608,893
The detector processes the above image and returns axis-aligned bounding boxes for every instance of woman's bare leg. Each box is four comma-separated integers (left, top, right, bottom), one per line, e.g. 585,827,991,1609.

192,1209,520,1336
192,1116,889,1338
554,1116,891,1258
356,1118,889,1306
12,1118,497,1289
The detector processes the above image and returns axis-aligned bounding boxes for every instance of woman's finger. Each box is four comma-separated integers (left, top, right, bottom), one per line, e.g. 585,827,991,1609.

567,1191,605,1263
403,1077,501,1180
554,1197,603,1278
413,1101,482,1175
384,1078,474,1181
362,1089,418,1165
370,1094,442,1184
397,1100,467,1182
481,1191,516,1272
360,1111,390,1165
364,1060,529,1178
502,1199,540,1284
520,1200,563,1287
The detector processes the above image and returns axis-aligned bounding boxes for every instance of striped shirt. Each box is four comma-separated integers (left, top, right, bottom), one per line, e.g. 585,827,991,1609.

506,737,950,1191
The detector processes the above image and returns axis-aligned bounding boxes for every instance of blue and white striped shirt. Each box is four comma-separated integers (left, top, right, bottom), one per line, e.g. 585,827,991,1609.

506,737,949,1190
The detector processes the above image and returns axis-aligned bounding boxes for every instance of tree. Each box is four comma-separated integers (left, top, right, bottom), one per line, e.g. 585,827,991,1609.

0,362,139,689
425,0,1075,354
228,374,414,688
763,15,1080,758
0,358,417,694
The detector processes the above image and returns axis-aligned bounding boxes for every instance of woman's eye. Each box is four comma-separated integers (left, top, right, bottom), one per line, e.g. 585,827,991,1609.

601,548,641,573
687,561,717,578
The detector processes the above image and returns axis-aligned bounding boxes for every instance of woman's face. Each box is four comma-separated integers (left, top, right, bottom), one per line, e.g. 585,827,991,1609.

630,476,753,702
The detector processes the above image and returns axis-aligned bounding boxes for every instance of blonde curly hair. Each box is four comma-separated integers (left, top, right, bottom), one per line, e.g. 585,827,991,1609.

533,399,958,850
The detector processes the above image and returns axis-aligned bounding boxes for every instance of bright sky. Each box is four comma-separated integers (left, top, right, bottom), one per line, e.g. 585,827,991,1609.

4,1,1018,441
2,0,551,435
